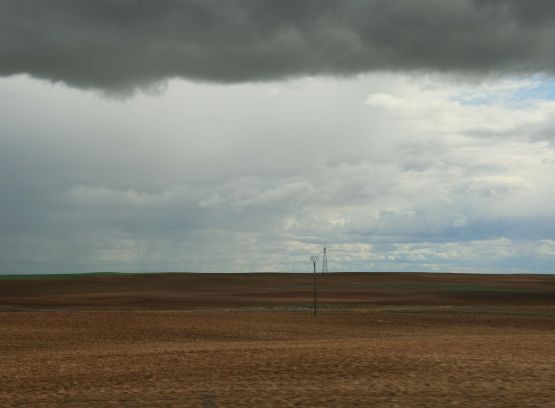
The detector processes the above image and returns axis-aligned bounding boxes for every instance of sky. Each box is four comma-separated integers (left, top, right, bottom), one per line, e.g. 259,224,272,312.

1,0,555,274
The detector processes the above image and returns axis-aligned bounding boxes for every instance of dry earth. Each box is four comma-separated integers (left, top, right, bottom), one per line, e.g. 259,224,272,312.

1,272,555,309
1,273,555,407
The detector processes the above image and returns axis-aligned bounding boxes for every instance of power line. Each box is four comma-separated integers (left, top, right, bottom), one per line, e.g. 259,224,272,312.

310,255,319,316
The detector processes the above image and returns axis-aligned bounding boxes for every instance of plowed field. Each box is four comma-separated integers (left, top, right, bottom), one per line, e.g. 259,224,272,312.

1,273,554,407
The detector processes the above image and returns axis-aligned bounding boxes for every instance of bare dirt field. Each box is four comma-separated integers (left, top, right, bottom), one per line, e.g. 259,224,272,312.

1,272,555,407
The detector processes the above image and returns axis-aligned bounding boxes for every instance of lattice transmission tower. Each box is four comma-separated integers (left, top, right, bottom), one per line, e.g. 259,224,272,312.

322,247,328,273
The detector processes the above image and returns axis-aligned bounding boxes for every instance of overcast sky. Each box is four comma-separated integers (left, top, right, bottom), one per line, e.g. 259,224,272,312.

1,0,555,273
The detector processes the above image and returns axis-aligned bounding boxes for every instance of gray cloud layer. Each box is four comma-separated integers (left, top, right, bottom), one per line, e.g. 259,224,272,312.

2,0,555,91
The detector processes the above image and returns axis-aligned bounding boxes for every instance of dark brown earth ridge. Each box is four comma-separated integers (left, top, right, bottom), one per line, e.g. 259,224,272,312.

1,272,554,309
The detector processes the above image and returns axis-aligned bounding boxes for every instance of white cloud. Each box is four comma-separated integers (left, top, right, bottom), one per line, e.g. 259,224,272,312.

365,93,405,109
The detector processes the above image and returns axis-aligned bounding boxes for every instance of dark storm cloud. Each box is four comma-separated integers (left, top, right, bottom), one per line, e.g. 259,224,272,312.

1,0,555,91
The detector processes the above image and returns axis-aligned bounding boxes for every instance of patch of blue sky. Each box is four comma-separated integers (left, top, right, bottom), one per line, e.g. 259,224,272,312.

512,75,555,101
451,75,555,108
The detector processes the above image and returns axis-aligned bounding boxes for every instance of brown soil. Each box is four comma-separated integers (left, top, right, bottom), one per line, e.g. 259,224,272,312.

1,273,555,407
1,272,554,309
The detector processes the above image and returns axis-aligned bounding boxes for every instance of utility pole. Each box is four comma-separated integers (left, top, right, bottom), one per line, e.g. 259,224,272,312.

322,247,328,273
311,255,319,316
